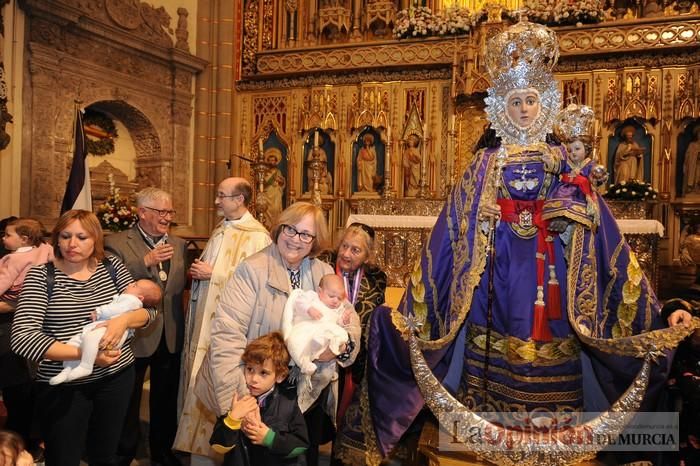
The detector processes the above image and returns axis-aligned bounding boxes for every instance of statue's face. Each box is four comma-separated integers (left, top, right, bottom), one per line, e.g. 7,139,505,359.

505,89,541,128
567,140,587,163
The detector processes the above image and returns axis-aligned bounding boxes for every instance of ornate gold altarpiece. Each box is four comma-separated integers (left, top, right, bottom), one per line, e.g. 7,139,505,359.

229,3,700,282
346,212,664,289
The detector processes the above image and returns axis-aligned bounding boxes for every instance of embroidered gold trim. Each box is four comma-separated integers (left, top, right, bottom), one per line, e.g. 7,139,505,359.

541,201,593,229
463,393,582,415
575,317,700,358
360,324,385,466
600,238,625,333
403,148,492,350
334,442,366,466
466,375,583,403
425,238,442,334
466,358,583,384
468,326,581,366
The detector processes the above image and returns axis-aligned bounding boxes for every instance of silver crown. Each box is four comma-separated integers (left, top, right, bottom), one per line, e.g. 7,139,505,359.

485,21,559,91
554,103,596,143
483,21,562,146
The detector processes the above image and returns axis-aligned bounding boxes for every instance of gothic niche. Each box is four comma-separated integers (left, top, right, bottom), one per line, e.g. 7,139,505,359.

259,131,289,229
608,119,651,185
365,0,396,37
678,119,700,197
303,129,334,196
319,0,351,43
353,126,384,196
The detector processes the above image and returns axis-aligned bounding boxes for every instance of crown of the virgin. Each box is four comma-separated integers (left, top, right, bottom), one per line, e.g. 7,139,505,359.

485,21,559,93
554,103,596,143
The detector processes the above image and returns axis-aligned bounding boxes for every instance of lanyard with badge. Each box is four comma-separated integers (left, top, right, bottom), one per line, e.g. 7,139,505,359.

155,236,169,282
139,224,170,282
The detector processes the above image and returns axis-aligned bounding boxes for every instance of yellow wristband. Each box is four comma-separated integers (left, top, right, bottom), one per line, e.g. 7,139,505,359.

224,412,242,430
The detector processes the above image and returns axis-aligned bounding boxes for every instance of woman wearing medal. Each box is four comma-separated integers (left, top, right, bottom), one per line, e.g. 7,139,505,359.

317,223,387,465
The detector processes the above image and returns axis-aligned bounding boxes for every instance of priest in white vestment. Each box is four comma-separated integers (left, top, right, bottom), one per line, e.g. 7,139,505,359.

174,177,271,465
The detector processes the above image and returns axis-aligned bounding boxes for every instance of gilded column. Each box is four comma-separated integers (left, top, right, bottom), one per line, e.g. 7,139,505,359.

351,0,362,40
191,0,236,234
306,0,317,43
286,0,298,47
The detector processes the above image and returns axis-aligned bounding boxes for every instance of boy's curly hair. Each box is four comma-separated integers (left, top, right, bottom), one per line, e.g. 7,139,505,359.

241,332,290,380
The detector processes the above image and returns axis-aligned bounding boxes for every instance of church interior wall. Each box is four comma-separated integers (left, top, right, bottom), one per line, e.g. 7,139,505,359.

0,1,25,220
0,0,205,232
0,1,699,295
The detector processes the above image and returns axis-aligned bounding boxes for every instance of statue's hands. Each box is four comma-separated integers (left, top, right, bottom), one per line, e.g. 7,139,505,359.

478,203,501,223
680,247,694,267
548,218,569,233
541,151,559,173
589,165,609,188
667,309,693,327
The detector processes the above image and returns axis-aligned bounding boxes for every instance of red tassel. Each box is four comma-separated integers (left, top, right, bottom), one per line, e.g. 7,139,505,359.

532,303,553,342
547,281,561,320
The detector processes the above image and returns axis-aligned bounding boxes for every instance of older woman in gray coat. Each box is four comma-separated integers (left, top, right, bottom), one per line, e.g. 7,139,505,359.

195,202,360,466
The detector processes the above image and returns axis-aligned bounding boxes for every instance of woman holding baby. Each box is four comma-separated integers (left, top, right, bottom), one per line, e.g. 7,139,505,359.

10,209,157,465
196,201,361,466
315,223,387,465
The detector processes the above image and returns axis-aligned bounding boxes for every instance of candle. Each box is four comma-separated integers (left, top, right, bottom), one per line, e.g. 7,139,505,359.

385,142,391,180
242,140,247,155
258,138,264,154
314,130,319,148
593,119,600,139
423,123,428,138
450,114,456,132
387,126,391,141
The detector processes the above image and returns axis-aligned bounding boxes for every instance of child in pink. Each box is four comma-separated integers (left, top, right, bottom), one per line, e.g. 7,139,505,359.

0,218,53,305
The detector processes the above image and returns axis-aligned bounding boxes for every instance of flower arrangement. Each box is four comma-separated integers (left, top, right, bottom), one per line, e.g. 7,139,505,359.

394,7,436,38
393,6,472,39
393,2,606,39
523,0,605,27
435,7,473,35
97,174,138,232
603,179,658,201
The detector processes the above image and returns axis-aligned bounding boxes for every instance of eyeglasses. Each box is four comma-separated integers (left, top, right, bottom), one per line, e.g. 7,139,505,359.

216,192,242,200
349,222,375,240
281,224,316,244
142,206,176,218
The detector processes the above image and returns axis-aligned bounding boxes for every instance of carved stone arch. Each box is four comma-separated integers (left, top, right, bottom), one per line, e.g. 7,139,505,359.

19,0,206,228
87,99,162,188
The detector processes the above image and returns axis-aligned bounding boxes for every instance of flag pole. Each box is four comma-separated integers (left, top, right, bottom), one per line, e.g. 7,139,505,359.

60,100,92,213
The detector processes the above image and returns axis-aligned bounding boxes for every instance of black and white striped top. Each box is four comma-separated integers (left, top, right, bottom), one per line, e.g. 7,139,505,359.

11,256,155,384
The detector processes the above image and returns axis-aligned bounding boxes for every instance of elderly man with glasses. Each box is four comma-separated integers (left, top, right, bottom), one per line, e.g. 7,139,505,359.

105,187,187,466
174,177,271,465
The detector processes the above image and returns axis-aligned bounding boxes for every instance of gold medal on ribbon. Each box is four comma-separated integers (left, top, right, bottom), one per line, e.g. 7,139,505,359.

159,269,168,282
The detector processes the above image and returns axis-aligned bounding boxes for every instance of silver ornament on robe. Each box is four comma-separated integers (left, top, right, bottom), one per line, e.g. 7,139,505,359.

405,313,654,466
